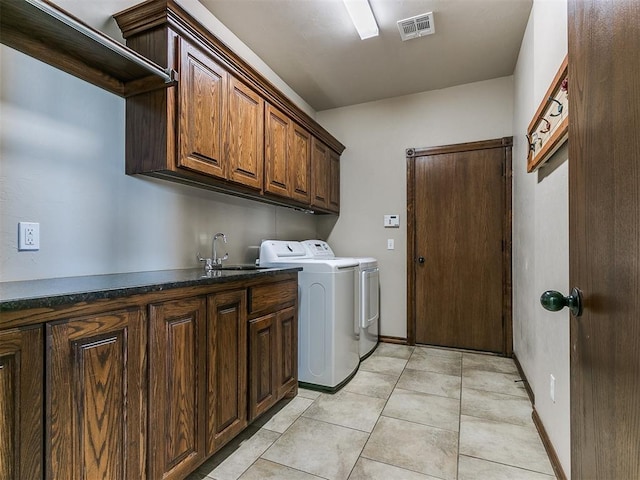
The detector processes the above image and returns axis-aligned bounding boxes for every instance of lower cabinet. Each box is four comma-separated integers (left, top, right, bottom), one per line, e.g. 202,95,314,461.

249,306,298,420
46,307,146,480
0,272,298,480
0,326,43,480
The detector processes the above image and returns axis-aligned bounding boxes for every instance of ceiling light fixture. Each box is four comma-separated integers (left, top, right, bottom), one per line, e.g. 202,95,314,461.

342,0,379,40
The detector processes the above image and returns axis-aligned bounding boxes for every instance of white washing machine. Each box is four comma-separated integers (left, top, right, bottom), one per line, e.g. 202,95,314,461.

302,241,379,359
259,240,359,391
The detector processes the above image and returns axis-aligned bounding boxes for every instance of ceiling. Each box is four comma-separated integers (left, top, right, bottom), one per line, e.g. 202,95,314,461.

200,0,533,111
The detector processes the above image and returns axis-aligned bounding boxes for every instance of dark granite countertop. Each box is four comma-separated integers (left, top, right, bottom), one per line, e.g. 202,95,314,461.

0,267,301,312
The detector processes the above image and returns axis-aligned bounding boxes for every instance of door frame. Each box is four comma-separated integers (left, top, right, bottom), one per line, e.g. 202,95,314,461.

406,137,513,354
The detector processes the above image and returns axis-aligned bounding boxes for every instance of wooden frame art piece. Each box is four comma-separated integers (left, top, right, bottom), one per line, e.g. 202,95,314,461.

527,55,568,172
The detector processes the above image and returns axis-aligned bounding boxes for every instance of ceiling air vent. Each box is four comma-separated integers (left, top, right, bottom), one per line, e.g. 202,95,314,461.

397,12,435,41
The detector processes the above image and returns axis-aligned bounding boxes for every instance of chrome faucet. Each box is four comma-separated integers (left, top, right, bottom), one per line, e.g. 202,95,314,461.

197,232,229,271
212,232,229,267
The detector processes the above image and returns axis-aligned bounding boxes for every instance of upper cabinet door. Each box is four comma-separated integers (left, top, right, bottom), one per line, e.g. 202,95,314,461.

290,122,311,204
328,150,340,213
264,104,291,198
178,39,228,179
311,138,329,210
227,77,264,190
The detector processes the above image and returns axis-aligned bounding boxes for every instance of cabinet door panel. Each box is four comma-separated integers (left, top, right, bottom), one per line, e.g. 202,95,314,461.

149,298,206,480
178,39,227,179
276,307,298,398
311,137,329,210
265,104,291,198
0,327,43,480
249,314,277,420
227,77,264,190
47,308,145,480
329,150,340,213
290,122,311,203
207,290,247,454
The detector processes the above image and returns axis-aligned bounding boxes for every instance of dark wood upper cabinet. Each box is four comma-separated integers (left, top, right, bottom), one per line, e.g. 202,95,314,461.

311,138,330,211
114,0,343,213
0,327,43,480
264,104,312,204
178,39,228,180
46,308,146,480
265,104,293,198
227,77,264,190
329,150,340,213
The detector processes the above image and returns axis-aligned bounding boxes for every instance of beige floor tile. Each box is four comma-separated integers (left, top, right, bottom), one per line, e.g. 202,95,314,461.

297,388,322,400
359,355,407,376
238,459,324,479
414,346,463,360
348,458,441,480
262,417,368,480
371,343,414,359
261,397,315,433
302,390,386,432
382,388,460,431
459,415,554,475
406,352,462,376
463,352,519,375
199,428,281,480
462,369,528,398
397,368,461,399
342,369,398,399
362,416,458,480
458,455,556,480
462,387,533,427
185,472,208,480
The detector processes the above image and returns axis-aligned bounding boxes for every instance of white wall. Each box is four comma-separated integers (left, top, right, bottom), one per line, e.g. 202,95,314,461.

512,0,570,475
0,1,317,282
316,77,513,338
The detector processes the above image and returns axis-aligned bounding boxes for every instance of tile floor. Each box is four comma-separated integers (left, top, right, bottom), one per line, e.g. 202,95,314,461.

187,344,555,480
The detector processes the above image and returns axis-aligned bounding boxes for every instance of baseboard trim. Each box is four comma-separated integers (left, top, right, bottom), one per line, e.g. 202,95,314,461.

512,353,535,405
532,408,568,480
379,335,407,345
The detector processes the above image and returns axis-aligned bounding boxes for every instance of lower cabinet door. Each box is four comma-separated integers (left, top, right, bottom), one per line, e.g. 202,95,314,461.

207,290,248,454
149,298,207,480
0,326,43,480
248,313,278,420
46,308,146,480
276,306,298,398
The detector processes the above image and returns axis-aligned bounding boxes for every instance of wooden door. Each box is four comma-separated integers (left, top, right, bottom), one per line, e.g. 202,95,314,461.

568,1,640,477
328,150,340,213
264,104,291,198
227,76,264,190
178,39,227,179
276,306,298,398
408,139,512,353
47,308,146,480
0,327,42,480
311,138,329,210
248,313,277,420
149,298,206,480
206,290,247,454
290,122,312,203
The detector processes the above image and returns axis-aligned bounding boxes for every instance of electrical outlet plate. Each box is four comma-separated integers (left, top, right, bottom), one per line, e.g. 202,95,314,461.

387,239,395,250
18,222,40,251
550,374,555,403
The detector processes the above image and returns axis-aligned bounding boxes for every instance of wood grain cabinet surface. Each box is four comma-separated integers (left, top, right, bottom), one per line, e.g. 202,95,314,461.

0,271,298,480
114,0,342,213
0,327,43,480
46,308,146,480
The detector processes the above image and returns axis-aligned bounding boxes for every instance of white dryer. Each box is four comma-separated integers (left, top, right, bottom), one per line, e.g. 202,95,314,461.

259,240,359,391
302,241,379,359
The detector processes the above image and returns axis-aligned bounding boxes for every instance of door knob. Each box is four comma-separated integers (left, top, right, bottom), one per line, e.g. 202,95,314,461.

417,256,425,264
540,287,583,317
